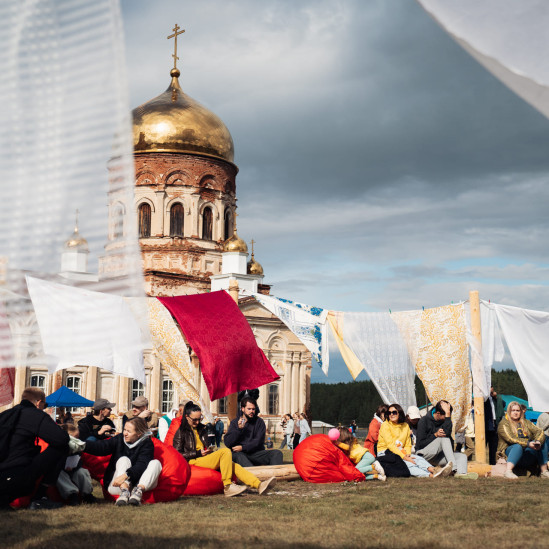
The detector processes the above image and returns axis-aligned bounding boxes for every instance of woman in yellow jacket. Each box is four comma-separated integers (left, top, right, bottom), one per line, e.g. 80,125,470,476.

378,404,441,478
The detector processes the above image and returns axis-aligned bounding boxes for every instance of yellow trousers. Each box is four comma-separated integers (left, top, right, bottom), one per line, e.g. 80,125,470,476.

189,447,261,488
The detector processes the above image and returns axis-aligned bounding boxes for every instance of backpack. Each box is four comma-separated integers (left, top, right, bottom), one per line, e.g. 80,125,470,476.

0,404,23,463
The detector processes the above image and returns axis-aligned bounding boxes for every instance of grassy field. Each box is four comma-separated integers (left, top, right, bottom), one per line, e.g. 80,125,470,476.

2,474,549,549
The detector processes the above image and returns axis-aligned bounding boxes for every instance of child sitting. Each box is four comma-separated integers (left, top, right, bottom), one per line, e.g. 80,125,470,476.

329,427,386,481
57,424,96,505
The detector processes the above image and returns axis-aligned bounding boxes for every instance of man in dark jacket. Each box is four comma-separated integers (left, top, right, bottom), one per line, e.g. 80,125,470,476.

78,398,116,441
484,386,504,465
416,400,467,476
0,387,70,510
224,397,283,467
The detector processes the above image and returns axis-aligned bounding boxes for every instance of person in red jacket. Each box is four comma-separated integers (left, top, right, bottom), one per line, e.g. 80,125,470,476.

364,404,388,456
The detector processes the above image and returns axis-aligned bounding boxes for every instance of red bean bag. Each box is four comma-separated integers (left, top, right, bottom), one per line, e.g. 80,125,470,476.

164,416,182,447
82,437,190,504
293,434,365,484
183,465,224,496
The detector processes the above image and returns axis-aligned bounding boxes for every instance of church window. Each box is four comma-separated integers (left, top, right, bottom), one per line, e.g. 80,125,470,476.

170,203,184,237
218,396,227,415
202,206,213,240
131,379,144,402
161,378,174,414
224,210,232,240
113,204,124,239
268,384,279,415
30,374,46,391
138,203,151,237
66,375,82,412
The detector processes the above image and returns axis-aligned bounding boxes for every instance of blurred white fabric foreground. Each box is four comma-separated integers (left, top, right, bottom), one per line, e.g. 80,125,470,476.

0,0,144,369
418,0,549,120
26,276,144,382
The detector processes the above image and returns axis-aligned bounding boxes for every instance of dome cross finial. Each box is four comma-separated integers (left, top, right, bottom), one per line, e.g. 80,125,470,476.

74,208,79,232
167,23,185,70
250,238,255,258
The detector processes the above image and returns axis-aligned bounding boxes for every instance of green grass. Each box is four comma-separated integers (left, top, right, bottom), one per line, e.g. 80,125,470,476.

2,476,549,548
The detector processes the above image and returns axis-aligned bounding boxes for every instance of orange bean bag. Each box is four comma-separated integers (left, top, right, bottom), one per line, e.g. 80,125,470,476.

183,465,224,496
82,437,190,504
293,434,365,484
164,416,182,447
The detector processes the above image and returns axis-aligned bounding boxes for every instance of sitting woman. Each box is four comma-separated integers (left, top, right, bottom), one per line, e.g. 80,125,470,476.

497,401,549,479
377,404,441,478
84,417,162,506
173,403,275,496
329,427,386,481
364,404,388,456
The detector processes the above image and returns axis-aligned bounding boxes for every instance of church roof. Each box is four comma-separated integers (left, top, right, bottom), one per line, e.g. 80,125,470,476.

132,68,235,165
64,225,89,252
223,231,248,253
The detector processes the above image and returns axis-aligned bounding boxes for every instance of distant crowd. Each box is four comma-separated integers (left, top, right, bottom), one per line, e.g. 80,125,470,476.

1,385,548,511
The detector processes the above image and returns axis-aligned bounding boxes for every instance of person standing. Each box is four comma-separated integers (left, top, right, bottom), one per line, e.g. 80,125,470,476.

485,386,504,465
214,417,225,448
299,413,311,441
292,413,301,448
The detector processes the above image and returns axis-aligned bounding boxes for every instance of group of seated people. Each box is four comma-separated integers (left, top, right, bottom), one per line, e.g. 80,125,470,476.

0,389,282,510
3,388,549,511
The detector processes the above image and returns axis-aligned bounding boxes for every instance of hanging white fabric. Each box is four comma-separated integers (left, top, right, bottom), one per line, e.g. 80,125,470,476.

465,300,505,398
252,294,329,375
417,0,549,121
26,276,145,382
342,312,417,410
493,303,549,411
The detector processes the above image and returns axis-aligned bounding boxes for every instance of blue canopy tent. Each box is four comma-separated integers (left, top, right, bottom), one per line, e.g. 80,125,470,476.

45,385,94,408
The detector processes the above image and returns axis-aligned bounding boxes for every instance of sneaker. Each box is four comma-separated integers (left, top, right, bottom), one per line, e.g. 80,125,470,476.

433,462,453,478
540,471,549,479
504,470,518,479
373,460,385,477
115,488,131,506
82,493,97,504
129,486,143,506
454,472,479,480
66,493,81,506
377,473,387,482
29,496,63,510
258,477,277,495
224,484,248,497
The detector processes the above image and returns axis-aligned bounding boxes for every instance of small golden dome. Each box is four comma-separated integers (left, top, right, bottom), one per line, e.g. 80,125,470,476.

133,71,235,165
223,232,248,253
247,254,264,276
65,226,89,251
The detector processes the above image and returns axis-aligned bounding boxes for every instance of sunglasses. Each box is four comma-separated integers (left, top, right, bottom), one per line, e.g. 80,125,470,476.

189,416,202,423
388,410,398,416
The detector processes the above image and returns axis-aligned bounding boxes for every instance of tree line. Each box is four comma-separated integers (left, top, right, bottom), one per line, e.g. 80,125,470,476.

310,369,527,427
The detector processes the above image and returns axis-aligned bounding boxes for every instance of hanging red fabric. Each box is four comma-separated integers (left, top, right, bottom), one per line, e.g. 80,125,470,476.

157,291,279,400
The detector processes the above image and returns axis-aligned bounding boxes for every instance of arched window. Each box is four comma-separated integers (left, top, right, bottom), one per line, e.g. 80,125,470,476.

170,203,184,237
131,380,144,402
218,397,227,415
138,203,151,238
30,373,46,391
224,210,232,240
161,378,174,414
66,375,82,412
202,207,213,240
113,205,124,239
268,384,279,415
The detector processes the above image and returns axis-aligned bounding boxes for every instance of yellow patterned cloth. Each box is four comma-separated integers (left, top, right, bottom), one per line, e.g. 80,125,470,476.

147,299,213,423
326,311,364,380
393,304,471,432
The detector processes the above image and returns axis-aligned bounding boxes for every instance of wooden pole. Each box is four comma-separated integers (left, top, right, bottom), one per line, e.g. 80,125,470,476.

227,279,239,422
470,290,487,464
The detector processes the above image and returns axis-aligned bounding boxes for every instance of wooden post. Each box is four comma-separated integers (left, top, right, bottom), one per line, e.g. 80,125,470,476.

470,290,487,464
227,279,239,421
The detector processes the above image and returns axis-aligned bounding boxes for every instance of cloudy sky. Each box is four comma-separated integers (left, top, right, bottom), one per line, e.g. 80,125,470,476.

120,1,549,382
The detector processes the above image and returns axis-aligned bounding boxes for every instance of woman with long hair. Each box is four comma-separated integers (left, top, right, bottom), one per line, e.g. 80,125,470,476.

172,402,275,496
364,404,388,456
497,401,548,479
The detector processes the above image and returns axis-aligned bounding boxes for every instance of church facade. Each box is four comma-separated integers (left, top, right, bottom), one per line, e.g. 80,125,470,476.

5,59,311,431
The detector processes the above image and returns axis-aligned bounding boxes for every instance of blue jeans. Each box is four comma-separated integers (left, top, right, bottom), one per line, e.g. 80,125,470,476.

406,454,433,478
505,443,548,467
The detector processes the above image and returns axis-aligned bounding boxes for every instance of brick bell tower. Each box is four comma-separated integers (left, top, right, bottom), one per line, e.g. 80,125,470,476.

102,27,241,296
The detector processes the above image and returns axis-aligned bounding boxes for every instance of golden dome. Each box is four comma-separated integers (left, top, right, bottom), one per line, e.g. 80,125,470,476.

65,226,89,251
247,254,264,276
223,231,248,253
133,68,235,165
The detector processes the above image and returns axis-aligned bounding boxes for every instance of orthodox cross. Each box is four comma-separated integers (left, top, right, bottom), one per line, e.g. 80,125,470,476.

167,24,185,69
75,209,79,231
250,239,256,256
